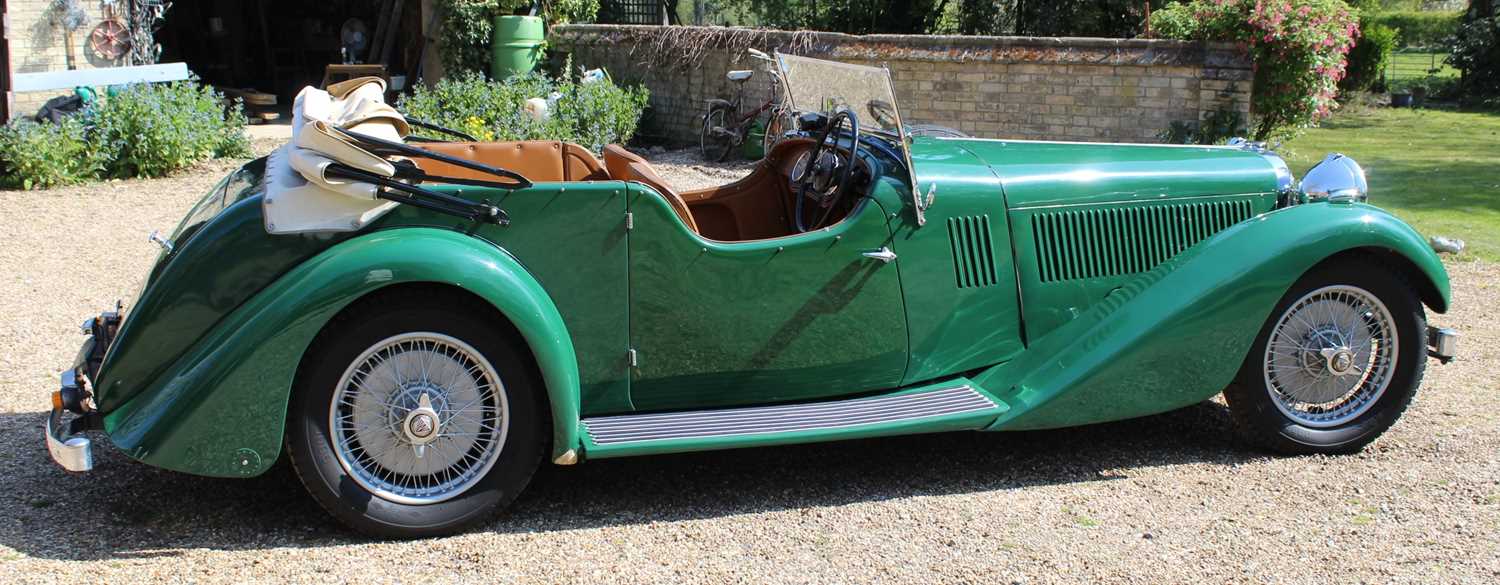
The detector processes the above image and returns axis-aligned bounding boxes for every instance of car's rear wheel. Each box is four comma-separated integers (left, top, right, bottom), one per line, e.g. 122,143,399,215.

1225,259,1426,454
286,291,544,538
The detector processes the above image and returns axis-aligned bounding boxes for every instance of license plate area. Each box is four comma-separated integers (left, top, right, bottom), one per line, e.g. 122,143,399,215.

81,307,122,381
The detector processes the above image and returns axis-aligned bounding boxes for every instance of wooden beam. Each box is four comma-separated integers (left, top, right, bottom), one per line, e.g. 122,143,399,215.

11,62,191,92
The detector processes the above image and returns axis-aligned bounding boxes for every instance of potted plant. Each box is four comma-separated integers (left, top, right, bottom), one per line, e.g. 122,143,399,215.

1410,82,1429,107
1390,87,1413,108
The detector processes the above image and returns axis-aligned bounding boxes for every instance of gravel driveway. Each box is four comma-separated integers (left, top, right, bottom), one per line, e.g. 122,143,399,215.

1,148,1496,584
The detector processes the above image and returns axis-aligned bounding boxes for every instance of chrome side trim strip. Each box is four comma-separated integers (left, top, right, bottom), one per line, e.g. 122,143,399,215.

932,136,1242,149
583,386,996,446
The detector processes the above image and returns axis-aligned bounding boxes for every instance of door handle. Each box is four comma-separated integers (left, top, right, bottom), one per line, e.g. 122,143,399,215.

861,247,897,263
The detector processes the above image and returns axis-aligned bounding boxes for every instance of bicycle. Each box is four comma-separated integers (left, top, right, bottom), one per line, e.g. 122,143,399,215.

700,49,793,162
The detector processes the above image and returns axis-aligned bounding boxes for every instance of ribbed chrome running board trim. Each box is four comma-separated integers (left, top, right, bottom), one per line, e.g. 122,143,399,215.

583,386,995,445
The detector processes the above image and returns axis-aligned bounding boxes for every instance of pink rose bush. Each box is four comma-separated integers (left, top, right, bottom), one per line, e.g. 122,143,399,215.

1151,0,1360,141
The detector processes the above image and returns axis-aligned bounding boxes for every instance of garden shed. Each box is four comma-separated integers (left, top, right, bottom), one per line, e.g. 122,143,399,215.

1,0,437,121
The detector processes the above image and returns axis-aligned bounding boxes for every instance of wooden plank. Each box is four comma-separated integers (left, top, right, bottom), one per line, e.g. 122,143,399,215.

368,0,393,63
379,0,406,66
11,62,191,92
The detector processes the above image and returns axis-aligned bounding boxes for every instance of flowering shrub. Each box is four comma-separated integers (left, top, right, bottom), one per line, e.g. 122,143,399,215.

399,70,649,153
89,81,252,178
0,80,249,190
1151,0,1360,141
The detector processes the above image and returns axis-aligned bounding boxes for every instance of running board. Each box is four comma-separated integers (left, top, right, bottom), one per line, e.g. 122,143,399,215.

580,381,1008,459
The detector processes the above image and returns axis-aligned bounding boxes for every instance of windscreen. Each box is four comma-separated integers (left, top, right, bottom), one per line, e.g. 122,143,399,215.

775,53,925,223
776,53,905,136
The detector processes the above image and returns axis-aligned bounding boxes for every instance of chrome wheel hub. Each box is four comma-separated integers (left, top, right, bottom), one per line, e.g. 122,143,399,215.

330,333,509,505
1324,347,1355,376
1263,285,1398,428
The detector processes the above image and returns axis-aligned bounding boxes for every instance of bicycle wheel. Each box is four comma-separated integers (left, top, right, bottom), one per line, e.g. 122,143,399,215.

763,109,792,158
700,106,735,162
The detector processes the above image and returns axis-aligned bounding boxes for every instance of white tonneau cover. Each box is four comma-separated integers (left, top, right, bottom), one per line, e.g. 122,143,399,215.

263,77,410,234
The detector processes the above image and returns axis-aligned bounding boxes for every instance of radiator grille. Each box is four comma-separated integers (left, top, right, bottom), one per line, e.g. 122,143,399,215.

947,215,999,289
1031,198,1255,283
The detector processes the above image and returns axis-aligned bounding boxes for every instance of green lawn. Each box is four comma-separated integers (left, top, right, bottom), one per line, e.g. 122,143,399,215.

1282,108,1500,262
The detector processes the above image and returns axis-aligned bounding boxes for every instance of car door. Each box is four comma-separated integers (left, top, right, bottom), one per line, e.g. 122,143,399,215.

626,183,909,412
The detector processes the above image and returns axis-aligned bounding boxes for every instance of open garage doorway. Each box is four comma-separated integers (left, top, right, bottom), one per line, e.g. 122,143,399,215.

155,0,426,123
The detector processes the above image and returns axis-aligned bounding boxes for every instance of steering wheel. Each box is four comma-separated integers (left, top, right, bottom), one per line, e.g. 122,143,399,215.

794,107,860,232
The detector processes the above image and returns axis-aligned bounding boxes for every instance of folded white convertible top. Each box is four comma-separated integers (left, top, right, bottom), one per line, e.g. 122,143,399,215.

263,77,408,234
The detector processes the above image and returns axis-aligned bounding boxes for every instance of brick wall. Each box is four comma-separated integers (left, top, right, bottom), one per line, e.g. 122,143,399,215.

5,0,111,117
549,25,1253,145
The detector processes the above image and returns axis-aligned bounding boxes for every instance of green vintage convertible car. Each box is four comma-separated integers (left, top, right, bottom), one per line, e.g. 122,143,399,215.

48,55,1458,537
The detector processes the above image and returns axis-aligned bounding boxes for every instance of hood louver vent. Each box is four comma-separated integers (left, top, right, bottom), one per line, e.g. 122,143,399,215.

1032,199,1255,283
948,215,999,289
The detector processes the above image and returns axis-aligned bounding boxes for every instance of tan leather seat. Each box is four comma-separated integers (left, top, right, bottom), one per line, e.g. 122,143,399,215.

602,144,700,234
413,140,609,183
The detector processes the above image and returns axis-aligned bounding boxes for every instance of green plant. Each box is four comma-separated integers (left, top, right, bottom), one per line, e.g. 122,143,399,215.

1158,105,1248,145
1342,22,1399,91
436,0,596,77
0,117,102,189
398,69,649,152
1150,0,1360,141
1148,2,1200,38
1448,15,1500,106
1388,73,1459,98
436,0,524,77
88,80,251,179
1365,11,1463,48
544,0,600,24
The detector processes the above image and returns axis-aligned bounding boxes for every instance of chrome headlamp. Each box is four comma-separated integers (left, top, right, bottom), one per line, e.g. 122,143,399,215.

1300,153,1368,203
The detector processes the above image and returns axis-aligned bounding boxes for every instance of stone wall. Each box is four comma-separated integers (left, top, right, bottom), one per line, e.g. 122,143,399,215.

5,0,114,117
549,25,1253,145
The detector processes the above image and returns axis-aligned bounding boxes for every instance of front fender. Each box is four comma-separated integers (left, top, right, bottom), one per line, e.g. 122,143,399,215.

978,202,1450,431
103,228,581,477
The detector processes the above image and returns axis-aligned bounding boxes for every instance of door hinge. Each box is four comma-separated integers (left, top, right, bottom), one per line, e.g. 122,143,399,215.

627,348,638,367
625,212,633,230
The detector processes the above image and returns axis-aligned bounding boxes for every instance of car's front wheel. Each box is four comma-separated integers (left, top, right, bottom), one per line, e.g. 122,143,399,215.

286,291,544,538
1225,259,1427,455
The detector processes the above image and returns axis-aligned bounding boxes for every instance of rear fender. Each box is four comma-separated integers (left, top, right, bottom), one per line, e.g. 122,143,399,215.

102,228,581,477
977,202,1450,431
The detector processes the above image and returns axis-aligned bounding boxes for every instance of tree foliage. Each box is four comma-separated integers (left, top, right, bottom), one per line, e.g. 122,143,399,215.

1447,0,1500,105
713,0,1153,37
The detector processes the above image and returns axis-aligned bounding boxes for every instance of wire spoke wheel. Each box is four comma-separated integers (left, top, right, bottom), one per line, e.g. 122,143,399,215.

1262,284,1398,428
330,332,509,505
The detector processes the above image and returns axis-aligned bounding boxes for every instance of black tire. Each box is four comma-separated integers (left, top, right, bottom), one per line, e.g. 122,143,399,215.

700,106,735,162
286,290,545,538
1225,259,1427,455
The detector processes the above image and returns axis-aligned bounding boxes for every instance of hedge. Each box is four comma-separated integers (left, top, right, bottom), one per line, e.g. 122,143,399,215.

1366,11,1463,48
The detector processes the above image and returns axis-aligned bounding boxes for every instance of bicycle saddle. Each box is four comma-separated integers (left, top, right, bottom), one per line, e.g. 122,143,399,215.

725,70,754,82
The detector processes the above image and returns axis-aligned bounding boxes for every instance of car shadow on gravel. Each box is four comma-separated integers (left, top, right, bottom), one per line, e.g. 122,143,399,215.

0,400,1257,560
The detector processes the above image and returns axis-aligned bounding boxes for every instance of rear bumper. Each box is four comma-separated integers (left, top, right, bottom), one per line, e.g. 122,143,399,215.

45,310,117,473
47,370,97,472
1428,325,1459,364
